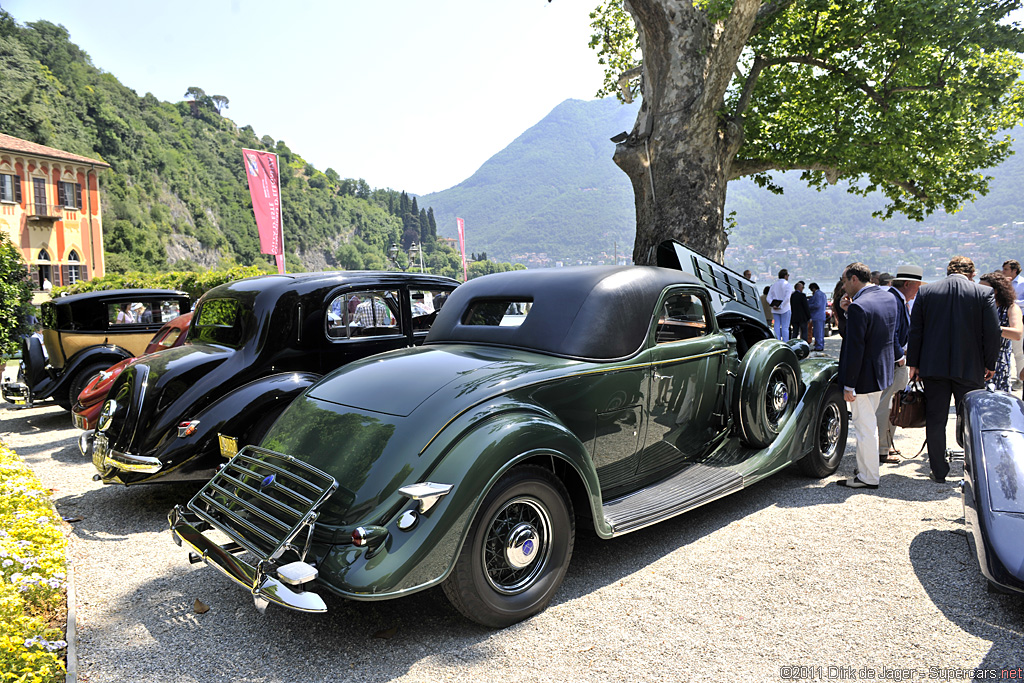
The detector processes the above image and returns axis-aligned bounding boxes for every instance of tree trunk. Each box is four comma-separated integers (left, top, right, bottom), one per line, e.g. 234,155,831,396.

618,0,759,265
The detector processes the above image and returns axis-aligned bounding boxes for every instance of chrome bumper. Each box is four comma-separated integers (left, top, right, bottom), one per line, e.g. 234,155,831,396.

1,380,29,407
168,505,327,613
93,433,162,474
78,429,95,458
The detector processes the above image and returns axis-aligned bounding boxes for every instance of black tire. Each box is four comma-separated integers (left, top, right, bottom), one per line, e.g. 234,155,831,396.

65,362,112,413
443,465,574,628
736,341,801,449
798,385,848,477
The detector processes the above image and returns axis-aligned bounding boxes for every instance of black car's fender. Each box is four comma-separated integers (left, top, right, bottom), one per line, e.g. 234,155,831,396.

48,348,134,405
315,400,602,600
121,371,321,484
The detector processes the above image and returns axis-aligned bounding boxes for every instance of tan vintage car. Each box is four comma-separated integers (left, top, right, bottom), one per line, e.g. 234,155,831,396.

2,289,191,410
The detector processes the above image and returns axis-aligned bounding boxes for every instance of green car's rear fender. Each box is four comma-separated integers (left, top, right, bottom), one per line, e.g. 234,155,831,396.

315,403,604,601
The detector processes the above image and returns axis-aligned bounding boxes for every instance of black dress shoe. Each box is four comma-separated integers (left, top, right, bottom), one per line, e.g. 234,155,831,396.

836,477,879,489
928,473,947,484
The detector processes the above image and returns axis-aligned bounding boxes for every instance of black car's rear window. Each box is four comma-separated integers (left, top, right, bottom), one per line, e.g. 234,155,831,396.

192,298,246,348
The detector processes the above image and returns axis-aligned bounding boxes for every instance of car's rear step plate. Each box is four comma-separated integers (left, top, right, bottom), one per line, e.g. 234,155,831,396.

603,464,743,536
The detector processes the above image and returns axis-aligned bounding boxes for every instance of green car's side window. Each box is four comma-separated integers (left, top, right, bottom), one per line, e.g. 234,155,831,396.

655,292,710,344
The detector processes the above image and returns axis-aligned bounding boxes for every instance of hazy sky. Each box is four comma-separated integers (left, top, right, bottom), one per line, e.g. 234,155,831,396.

3,0,610,195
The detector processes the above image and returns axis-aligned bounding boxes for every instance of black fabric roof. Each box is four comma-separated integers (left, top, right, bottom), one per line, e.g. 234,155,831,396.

425,266,704,361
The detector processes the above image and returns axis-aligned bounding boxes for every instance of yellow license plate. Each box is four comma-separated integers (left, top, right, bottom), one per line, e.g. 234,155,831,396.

218,434,239,458
14,398,26,405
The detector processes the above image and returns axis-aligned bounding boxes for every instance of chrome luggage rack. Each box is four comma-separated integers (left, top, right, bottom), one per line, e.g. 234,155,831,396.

170,445,338,612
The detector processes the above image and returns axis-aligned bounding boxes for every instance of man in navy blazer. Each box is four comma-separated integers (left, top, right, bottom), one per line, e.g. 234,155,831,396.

907,256,1000,483
836,262,900,489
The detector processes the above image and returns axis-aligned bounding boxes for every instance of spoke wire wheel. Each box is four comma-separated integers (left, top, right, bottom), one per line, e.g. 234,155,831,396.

798,385,848,477
818,400,843,459
443,465,574,628
482,496,551,595
763,363,798,436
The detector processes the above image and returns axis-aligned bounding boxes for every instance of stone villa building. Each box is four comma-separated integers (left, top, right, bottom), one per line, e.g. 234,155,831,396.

0,133,109,289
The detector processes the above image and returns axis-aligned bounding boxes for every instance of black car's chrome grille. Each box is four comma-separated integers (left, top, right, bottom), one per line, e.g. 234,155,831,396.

187,446,338,561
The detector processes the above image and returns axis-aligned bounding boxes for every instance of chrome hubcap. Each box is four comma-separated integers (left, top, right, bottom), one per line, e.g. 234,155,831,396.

483,497,551,595
820,402,842,457
765,366,795,431
505,523,540,569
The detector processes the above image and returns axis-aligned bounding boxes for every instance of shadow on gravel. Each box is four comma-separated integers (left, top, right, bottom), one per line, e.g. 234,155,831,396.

0,404,68,433
55,481,204,540
909,529,1024,672
82,472,789,683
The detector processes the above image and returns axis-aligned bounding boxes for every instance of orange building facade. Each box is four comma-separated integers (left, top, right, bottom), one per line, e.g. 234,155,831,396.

0,133,110,289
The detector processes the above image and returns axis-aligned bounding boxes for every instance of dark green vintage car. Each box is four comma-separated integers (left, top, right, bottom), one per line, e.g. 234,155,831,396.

169,243,848,627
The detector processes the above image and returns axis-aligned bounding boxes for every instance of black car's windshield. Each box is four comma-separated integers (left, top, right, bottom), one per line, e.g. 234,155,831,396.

191,298,248,348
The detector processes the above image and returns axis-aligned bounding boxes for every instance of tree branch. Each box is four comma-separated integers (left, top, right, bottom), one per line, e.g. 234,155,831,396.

705,0,761,109
751,0,796,36
729,159,841,183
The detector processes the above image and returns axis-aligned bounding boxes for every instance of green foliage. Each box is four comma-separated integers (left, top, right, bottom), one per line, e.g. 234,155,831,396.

0,441,68,683
589,1,641,102
588,0,1024,225
0,233,33,357
53,264,266,300
0,13,516,278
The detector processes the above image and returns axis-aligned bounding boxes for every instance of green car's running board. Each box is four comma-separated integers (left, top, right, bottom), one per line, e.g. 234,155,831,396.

603,463,744,536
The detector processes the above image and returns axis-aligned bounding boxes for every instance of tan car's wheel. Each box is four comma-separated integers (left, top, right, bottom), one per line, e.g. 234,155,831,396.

443,465,574,628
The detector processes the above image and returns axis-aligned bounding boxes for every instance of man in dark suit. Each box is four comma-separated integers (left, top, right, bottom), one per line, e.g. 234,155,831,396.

873,265,923,463
836,262,900,489
790,281,812,342
907,256,1001,483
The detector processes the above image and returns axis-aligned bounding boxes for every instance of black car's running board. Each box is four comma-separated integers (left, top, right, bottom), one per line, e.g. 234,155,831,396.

603,464,744,536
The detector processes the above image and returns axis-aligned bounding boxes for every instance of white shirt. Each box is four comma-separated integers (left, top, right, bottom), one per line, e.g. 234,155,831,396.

766,278,794,313
1013,274,1024,309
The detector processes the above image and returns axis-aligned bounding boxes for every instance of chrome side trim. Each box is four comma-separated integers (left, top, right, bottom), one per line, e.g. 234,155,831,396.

398,482,453,513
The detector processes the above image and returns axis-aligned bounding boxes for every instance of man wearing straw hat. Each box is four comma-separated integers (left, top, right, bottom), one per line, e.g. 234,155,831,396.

874,265,924,463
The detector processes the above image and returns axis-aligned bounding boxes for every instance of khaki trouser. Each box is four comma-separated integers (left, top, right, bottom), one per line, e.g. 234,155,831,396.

875,364,910,455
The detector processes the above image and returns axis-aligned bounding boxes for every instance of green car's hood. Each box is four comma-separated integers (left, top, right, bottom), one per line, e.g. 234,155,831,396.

261,344,589,526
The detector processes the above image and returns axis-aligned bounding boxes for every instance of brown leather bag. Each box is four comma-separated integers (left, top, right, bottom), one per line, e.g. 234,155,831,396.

889,380,927,428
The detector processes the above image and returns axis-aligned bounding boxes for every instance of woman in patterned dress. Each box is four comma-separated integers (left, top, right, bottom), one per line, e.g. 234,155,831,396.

979,272,1023,391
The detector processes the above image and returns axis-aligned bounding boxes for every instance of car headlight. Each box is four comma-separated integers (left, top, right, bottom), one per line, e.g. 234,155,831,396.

97,399,117,432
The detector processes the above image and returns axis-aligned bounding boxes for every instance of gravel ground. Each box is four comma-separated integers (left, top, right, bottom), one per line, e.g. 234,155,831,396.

2,339,1022,683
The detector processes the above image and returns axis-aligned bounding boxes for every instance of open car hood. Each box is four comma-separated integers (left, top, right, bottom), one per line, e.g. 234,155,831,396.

656,240,763,319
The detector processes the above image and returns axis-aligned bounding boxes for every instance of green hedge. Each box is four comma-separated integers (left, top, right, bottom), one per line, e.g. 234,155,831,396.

52,264,270,301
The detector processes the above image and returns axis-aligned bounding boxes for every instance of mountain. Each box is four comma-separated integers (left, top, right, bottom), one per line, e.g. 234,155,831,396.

424,97,1024,279
421,98,641,265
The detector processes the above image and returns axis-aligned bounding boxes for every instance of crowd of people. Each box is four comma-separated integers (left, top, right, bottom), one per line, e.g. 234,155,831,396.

746,258,1024,489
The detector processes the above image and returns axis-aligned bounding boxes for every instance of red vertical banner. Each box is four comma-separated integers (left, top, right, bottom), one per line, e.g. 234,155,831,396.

456,217,468,281
242,149,285,273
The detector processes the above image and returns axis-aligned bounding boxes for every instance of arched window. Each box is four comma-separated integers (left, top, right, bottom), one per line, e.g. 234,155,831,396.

36,249,52,290
67,250,81,285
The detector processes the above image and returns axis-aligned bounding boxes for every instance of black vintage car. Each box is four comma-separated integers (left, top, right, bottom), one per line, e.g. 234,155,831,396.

90,271,458,485
2,289,191,410
959,389,1024,595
